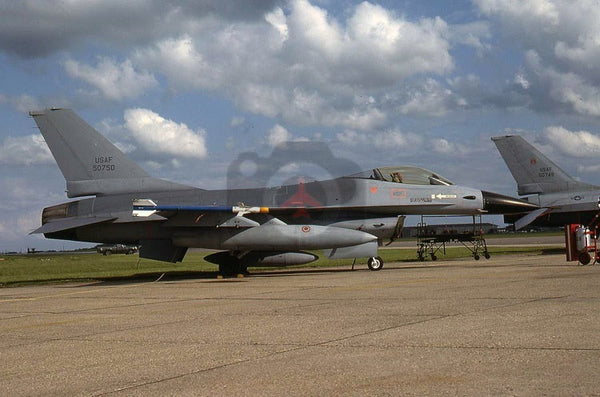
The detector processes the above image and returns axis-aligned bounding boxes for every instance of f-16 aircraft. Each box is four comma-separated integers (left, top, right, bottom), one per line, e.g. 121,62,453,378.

30,108,537,275
492,135,600,230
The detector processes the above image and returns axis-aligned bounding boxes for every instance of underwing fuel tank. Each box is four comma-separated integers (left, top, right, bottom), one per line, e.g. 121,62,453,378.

221,224,377,251
205,251,319,267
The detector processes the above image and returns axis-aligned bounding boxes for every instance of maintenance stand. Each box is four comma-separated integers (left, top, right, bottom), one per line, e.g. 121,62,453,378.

416,215,490,261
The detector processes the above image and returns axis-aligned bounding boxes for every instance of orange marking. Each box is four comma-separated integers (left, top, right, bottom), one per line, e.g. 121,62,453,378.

390,188,406,199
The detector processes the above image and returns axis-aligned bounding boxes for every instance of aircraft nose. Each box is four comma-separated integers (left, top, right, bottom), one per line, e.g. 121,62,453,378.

481,191,539,214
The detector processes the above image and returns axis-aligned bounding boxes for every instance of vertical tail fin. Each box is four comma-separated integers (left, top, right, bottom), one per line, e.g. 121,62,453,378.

30,108,191,197
491,135,592,195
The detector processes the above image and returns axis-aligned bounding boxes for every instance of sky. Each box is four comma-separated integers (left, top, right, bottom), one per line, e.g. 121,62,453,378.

1,0,600,252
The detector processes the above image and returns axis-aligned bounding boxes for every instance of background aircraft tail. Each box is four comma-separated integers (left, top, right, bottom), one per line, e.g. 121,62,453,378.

30,108,191,197
491,135,594,195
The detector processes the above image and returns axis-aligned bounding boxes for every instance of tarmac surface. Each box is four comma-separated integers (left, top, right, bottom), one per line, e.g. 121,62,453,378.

1,252,599,396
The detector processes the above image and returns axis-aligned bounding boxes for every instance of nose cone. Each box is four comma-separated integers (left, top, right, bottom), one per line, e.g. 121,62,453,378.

482,191,539,214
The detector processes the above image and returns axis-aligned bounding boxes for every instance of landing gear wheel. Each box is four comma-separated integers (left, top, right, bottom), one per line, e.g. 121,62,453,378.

474,254,480,260
367,256,384,271
430,254,437,261
484,252,490,259
218,262,243,277
218,263,227,277
578,252,591,265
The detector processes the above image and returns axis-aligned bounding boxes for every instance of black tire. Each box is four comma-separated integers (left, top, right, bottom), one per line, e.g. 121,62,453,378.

484,252,490,259
367,256,384,271
219,261,244,277
474,254,480,260
579,252,591,265
431,254,437,261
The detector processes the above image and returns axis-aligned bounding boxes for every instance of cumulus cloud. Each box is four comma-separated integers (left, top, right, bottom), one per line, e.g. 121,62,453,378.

0,134,53,165
524,50,600,116
4,0,485,129
0,1,278,58
475,0,600,117
514,72,530,90
336,129,423,150
545,126,600,157
396,78,464,116
431,138,471,156
475,0,560,29
65,58,157,100
266,124,292,147
124,108,207,158
230,116,245,128
447,21,491,52
134,0,455,129
265,123,313,148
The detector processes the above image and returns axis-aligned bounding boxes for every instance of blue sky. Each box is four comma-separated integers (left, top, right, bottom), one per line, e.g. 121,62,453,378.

1,0,600,252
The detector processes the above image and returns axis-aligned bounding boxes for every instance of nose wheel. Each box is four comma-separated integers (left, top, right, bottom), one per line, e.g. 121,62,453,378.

367,256,384,271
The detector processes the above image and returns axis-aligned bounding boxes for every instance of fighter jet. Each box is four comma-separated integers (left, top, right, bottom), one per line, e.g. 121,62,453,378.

492,135,600,229
30,108,537,275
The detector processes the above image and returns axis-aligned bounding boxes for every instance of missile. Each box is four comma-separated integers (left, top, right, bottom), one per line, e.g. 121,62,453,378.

205,251,319,267
221,224,377,251
132,198,269,217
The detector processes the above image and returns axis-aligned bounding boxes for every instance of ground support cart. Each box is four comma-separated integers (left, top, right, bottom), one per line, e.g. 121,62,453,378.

416,216,490,261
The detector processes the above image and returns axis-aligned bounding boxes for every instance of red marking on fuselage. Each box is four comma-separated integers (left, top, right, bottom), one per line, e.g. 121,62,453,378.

280,178,323,219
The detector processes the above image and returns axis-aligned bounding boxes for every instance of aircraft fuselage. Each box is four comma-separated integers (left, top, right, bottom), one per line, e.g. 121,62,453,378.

43,176,485,247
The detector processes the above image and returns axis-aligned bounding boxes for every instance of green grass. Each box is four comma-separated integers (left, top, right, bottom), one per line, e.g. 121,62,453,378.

0,253,214,286
0,245,565,287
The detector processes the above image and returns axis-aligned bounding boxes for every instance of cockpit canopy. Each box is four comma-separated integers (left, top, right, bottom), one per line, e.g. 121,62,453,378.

349,166,454,186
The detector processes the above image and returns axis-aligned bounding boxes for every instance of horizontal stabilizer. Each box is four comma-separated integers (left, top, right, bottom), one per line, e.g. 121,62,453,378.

514,208,551,231
31,216,116,234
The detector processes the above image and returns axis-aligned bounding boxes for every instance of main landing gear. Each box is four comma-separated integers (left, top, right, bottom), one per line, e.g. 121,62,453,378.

218,262,248,278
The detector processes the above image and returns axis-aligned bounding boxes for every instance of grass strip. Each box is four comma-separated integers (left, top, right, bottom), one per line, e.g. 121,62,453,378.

0,245,565,287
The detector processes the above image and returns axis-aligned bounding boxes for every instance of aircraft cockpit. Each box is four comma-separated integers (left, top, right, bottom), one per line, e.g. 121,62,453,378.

350,166,454,186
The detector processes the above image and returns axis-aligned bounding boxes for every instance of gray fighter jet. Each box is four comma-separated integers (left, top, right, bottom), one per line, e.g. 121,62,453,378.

30,109,537,274
493,135,600,229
